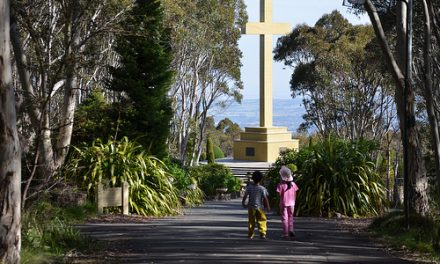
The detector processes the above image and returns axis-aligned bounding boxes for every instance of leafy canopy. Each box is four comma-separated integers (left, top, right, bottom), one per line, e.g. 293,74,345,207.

274,11,393,140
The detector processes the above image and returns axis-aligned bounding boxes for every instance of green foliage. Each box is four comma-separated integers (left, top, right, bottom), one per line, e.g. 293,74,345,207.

225,175,242,195
72,90,114,145
64,137,181,216
274,11,393,139
203,118,235,161
213,145,225,159
164,159,204,206
107,0,174,158
268,137,387,217
207,138,215,164
21,201,98,262
161,0,246,163
72,90,138,147
200,152,207,161
369,212,440,260
205,117,242,157
189,164,241,197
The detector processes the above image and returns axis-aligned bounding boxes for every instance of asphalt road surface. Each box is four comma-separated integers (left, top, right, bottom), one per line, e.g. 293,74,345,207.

76,199,413,264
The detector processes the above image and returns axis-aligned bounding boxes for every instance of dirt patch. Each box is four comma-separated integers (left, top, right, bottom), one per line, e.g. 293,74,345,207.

86,214,158,224
336,217,373,234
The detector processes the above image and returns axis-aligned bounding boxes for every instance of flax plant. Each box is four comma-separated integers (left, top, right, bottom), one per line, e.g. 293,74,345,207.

268,137,386,217
64,137,181,216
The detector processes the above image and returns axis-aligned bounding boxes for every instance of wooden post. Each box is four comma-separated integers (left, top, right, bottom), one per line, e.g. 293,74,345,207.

96,183,104,214
96,182,129,215
122,181,129,215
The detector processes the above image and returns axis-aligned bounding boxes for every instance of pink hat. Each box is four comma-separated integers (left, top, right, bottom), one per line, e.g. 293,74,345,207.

279,166,293,182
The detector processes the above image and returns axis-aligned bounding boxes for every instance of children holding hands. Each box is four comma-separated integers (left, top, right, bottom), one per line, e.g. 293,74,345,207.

242,166,299,240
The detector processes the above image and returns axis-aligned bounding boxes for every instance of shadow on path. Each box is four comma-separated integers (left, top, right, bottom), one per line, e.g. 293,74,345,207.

76,199,412,263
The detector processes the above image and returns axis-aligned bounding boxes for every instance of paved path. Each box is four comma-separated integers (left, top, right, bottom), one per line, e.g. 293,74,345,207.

77,199,412,263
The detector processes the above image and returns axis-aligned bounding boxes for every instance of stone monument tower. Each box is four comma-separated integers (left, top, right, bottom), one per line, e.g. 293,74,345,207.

233,0,299,162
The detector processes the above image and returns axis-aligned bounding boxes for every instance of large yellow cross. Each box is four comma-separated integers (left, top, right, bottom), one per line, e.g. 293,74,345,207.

243,0,291,127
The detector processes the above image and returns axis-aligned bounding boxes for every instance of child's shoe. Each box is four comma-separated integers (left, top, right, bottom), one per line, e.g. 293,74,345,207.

289,231,296,237
260,234,266,239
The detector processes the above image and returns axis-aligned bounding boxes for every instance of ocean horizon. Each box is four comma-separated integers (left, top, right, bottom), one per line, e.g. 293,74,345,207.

210,98,305,133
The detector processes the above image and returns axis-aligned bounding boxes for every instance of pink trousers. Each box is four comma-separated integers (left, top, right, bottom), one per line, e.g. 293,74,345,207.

280,205,295,236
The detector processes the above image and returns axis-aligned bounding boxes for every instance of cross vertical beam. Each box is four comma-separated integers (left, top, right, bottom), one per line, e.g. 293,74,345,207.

244,0,290,127
262,0,272,23
260,33,272,127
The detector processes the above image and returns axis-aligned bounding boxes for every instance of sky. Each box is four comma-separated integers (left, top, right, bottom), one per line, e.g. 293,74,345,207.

240,0,371,100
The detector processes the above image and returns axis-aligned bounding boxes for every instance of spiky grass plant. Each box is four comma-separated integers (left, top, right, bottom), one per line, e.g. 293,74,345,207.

65,137,181,216
267,137,386,217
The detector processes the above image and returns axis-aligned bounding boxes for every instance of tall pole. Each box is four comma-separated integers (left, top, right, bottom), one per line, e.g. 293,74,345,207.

404,0,413,230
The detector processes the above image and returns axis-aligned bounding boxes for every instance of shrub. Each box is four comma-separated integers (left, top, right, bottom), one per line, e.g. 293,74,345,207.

189,163,241,197
268,137,386,217
213,146,225,159
164,159,204,206
72,89,114,145
64,137,181,216
207,138,215,163
226,175,242,194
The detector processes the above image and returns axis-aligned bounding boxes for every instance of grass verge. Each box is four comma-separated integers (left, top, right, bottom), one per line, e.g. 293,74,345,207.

21,200,102,263
369,211,440,263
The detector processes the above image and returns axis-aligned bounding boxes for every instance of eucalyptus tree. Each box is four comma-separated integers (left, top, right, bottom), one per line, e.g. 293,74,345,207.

412,0,440,199
274,11,395,143
0,0,21,261
161,0,246,166
108,0,174,158
350,0,431,215
215,117,241,157
10,0,129,204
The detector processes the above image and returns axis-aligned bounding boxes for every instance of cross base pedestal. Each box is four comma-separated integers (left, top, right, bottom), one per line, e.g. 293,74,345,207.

233,127,299,162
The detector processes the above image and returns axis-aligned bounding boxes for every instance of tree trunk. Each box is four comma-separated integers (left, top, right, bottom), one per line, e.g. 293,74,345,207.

396,0,430,216
55,0,80,169
0,0,21,262
421,0,440,201
192,107,208,166
427,0,440,44
393,155,401,207
365,0,430,215
386,133,391,201
364,0,405,90
10,13,40,127
38,111,56,179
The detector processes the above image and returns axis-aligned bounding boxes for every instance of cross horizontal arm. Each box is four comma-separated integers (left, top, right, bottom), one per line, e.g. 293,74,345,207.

243,22,291,35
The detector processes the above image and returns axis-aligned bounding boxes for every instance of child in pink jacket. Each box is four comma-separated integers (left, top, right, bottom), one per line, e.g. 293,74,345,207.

276,166,299,239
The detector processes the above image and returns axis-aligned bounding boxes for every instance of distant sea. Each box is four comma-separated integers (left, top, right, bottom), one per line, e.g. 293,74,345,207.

210,98,305,132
